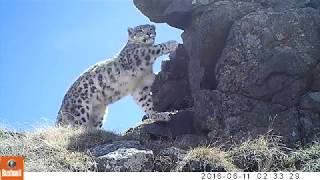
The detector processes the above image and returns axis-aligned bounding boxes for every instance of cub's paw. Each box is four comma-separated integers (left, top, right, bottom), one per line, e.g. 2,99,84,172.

166,40,179,52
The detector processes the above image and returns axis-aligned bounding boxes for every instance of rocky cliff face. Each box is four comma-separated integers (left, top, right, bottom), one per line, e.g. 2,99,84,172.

133,0,320,146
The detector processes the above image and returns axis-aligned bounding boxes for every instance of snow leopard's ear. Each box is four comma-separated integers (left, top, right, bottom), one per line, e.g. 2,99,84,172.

128,27,134,36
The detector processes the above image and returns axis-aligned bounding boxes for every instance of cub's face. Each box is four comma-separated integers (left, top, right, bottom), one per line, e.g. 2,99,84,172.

128,24,156,45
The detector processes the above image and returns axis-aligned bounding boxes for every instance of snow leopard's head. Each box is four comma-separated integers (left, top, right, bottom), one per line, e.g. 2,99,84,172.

128,24,156,45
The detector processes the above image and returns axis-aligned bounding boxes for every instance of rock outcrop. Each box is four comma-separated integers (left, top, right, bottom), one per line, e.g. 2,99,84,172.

133,0,320,146
88,141,154,172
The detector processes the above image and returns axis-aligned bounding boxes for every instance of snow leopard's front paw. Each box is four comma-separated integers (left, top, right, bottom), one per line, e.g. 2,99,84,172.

166,40,179,53
150,112,172,122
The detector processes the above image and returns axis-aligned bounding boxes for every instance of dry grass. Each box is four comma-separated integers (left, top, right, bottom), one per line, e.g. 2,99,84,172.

1,127,319,172
0,127,117,172
228,135,288,172
284,142,320,172
177,146,239,172
176,135,320,172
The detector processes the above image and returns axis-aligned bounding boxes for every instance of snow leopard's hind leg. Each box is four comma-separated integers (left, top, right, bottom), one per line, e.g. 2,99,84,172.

131,73,171,122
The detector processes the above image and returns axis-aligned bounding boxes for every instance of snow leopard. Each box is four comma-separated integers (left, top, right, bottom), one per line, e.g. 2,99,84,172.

56,24,178,128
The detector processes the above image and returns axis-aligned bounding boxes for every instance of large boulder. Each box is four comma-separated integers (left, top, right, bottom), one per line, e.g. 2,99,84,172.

134,0,320,145
213,8,320,144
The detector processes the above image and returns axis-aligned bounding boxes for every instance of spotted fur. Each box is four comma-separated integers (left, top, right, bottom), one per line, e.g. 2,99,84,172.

56,24,178,128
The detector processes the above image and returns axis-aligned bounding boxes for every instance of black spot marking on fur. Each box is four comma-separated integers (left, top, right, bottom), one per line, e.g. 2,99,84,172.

89,79,94,85
84,83,88,89
86,113,89,119
90,86,96,93
145,55,150,61
107,68,112,74
77,87,83,93
136,59,141,66
77,99,82,103
98,74,103,81
86,106,89,110
99,82,103,88
114,91,120,96
81,118,86,123
81,108,85,114
142,86,149,91
151,50,155,54
156,49,160,54
110,76,116,83
116,68,120,74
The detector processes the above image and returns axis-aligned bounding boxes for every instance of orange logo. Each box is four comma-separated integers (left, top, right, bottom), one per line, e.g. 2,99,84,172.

0,156,24,180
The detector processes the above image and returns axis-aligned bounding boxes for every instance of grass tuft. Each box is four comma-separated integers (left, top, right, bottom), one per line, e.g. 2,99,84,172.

284,142,320,172
229,135,288,172
0,127,117,172
177,146,239,172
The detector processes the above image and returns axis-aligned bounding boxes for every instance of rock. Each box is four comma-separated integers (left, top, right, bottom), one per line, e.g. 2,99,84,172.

154,147,187,171
133,0,192,29
159,146,187,161
152,45,193,112
134,0,320,145
174,134,208,149
312,63,320,91
88,141,154,172
126,110,196,140
183,1,262,92
216,9,320,104
301,92,320,113
169,110,197,136
209,8,320,144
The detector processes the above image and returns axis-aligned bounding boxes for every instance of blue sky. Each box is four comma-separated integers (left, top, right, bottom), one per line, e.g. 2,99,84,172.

0,0,182,133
